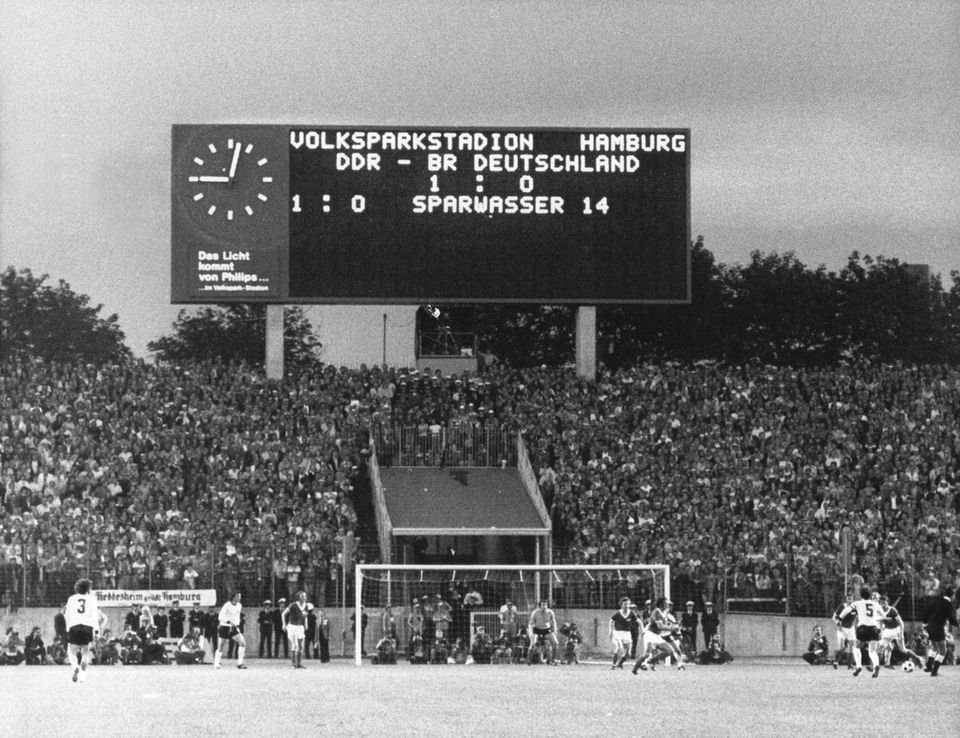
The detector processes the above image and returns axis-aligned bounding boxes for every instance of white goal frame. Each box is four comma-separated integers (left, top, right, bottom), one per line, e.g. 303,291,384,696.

353,563,670,666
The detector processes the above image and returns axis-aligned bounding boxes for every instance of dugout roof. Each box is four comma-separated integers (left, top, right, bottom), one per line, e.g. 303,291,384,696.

378,467,550,536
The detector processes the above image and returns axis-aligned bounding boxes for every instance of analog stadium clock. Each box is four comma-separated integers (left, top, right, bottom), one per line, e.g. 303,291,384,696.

172,125,286,245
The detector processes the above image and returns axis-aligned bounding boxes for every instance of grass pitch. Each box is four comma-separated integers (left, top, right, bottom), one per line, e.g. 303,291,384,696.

2,658,955,737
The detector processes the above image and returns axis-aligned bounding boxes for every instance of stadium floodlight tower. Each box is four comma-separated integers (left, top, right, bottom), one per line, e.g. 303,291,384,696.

353,563,670,666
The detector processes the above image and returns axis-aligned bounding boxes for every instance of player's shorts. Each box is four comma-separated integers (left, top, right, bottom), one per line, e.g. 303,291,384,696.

855,625,881,643
218,625,241,640
532,627,554,638
67,625,95,646
644,631,667,647
611,630,633,648
880,628,901,644
837,626,855,642
926,626,946,642
286,624,305,641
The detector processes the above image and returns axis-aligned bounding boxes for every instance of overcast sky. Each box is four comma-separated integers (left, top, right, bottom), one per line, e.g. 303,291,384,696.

1,0,958,357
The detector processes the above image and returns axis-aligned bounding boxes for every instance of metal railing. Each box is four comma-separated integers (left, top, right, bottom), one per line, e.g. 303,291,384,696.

372,423,517,468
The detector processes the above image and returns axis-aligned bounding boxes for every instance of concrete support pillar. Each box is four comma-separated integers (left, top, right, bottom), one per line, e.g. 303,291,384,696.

575,306,597,381
266,304,284,380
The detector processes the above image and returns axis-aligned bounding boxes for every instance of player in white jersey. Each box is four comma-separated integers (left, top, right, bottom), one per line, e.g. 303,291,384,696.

64,578,106,683
632,597,684,672
213,592,247,669
838,587,884,678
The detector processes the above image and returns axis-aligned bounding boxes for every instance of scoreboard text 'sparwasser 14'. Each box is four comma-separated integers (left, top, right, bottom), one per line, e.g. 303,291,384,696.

171,125,690,304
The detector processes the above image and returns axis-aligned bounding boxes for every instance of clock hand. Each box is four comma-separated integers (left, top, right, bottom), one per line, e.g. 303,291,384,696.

197,176,230,183
228,142,242,179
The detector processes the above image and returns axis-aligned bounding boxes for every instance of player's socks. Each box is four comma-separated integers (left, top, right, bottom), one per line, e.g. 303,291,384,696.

213,651,221,668
237,644,245,666
924,656,933,671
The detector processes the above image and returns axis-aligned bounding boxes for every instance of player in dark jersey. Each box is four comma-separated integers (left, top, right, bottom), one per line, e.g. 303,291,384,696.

282,591,310,669
921,586,958,677
877,595,923,668
609,598,638,669
831,594,856,669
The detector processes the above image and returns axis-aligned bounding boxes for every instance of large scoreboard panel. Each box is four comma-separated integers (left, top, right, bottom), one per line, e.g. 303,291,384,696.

171,125,690,304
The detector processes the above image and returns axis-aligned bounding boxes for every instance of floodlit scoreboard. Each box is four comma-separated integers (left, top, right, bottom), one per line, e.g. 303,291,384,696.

171,125,690,304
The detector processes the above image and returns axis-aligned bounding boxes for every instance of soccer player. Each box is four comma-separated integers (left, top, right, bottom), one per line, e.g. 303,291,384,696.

831,593,856,669
526,599,559,664
64,578,105,683
213,592,247,669
877,595,923,668
922,585,959,677
632,599,677,673
654,599,686,668
282,590,309,669
609,598,637,669
838,587,885,677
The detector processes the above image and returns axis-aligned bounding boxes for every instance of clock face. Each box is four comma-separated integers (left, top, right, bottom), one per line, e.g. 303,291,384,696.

174,126,286,245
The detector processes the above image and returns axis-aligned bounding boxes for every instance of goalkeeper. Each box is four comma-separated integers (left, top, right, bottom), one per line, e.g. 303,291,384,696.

527,600,560,664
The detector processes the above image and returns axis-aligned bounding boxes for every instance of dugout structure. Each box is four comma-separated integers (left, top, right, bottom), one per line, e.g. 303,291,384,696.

353,564,670,665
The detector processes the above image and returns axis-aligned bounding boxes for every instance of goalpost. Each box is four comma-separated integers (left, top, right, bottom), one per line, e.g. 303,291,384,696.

353,564,670,666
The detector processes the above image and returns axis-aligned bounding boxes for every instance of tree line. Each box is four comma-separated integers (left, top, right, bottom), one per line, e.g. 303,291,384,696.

3,238,959,367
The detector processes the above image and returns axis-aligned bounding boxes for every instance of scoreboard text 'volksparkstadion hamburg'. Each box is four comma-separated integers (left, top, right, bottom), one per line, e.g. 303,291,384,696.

170,125,690,304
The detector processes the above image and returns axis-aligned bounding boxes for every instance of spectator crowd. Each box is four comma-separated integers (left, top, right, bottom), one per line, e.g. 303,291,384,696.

2,358,959,620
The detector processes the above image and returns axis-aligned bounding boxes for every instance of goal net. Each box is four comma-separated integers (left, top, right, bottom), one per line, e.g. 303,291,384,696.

353,564,669,665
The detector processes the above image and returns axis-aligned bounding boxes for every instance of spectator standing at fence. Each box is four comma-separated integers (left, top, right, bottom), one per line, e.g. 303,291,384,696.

315,608,331,662
53,604,67,644
920,570,941,615
168,600,185,639
138,604,155,635
182,562,199,589
304,603,317,659
187,601,204,635
203,606,219,655
272,598,288,659
258,600,273,658
700,602,719,651
434,593,452,637
350,607,368,657
123,603,140,633
154,607,168,638
628,603,641,659
680,601,699,657
499,598,520,639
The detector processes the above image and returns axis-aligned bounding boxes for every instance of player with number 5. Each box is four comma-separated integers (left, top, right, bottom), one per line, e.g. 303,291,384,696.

838,587,886,678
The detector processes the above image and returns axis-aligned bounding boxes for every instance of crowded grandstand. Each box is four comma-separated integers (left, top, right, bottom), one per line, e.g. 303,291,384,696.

2,357,957,625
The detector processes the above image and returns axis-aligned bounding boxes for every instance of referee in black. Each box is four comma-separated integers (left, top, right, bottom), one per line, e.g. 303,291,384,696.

922,585,958,677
